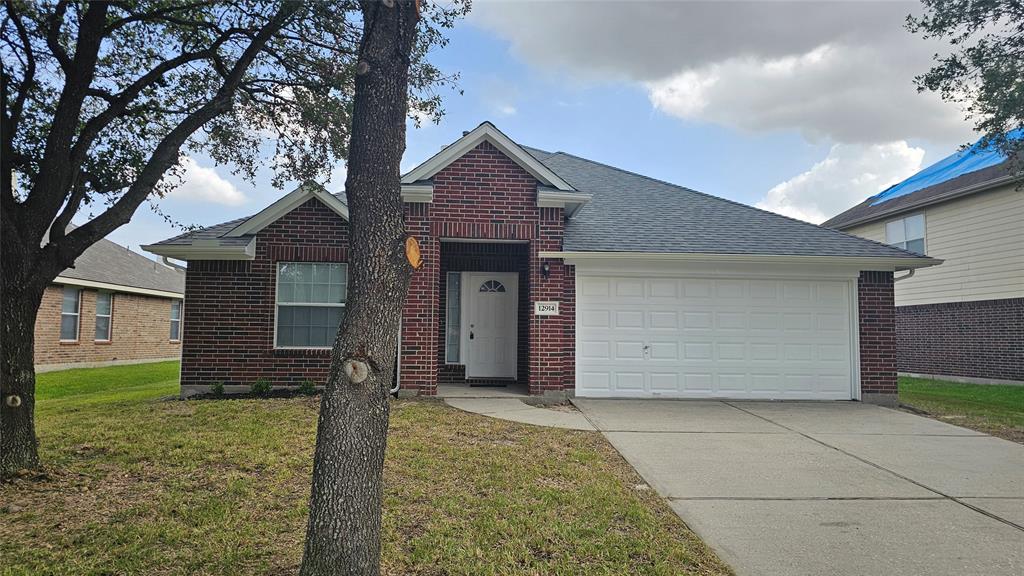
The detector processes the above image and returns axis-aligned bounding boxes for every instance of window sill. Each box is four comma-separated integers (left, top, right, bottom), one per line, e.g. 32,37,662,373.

272,347,331,357
94,340,112,345
169,340,181,344
59,340,79,345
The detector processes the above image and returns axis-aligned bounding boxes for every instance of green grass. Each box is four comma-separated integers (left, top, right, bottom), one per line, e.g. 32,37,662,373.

1,362,730,576
899,376,1024,442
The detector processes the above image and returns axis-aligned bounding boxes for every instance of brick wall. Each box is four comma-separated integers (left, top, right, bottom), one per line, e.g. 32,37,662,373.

858,271,897,399
34,284,181,368
896,297,1023,382
180,198,346,389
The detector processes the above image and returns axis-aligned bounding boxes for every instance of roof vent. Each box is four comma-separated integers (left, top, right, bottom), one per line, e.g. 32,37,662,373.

462,130,470,136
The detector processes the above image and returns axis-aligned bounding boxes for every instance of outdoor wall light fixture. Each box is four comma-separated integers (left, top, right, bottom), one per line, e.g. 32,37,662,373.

541,261,550,279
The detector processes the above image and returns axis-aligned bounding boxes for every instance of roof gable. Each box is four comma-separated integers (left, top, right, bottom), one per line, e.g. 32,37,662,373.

401,122,575,191
226,183,348,238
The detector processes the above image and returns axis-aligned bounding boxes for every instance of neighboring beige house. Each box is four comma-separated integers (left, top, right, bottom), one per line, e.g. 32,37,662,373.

34,233,185,372
825,154,1023,384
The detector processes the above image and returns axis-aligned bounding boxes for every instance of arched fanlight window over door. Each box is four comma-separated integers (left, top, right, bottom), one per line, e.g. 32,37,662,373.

479,280,506,293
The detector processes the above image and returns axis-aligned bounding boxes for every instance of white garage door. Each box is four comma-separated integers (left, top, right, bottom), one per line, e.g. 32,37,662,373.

576,275,855,400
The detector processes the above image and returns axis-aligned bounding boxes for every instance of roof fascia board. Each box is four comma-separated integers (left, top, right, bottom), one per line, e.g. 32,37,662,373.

53,276,184,299
831,174,1018,230
539,251,943,271
537,189,592,217
142,238,256,261
401,123,575,191
226,185,348,238
401,183,433,203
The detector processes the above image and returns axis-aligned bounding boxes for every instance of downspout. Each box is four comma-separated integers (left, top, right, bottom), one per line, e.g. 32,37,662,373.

894,269,915,282
390,319,402,396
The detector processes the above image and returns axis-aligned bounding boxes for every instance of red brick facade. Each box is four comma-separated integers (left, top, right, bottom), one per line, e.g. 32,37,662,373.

34,284,181,370
896,297,1023,383
175,142,901,401
179,198,348,389
857,271,898,400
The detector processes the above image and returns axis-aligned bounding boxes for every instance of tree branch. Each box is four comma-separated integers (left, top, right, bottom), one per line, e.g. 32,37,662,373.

50,3,301,273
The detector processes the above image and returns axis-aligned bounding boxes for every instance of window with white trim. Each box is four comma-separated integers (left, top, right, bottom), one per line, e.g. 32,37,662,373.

885,213,926,254
95,292,112,341
445,272,461,363
60,286,81,341
276,262,347,348
169,300,182,341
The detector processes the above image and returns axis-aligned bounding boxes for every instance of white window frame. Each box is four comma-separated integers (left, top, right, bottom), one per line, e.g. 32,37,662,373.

885,213,926,254
94,291,113,342
169,300,182,342
60,286,82,342
274,262,348,350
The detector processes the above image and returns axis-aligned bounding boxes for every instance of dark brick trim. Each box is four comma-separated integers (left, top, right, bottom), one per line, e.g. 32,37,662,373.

858,271,897,399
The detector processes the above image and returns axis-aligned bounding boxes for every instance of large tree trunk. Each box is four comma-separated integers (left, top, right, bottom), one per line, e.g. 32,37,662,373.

299,2,418,575
0,253,47,477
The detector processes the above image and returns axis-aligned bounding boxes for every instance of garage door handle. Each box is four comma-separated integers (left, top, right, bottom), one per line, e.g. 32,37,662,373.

469,331,474,340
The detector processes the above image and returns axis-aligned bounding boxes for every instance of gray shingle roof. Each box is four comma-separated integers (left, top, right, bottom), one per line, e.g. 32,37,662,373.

527,149,925,260
153,146,926,262
60,232,185,294
822,161,1018,230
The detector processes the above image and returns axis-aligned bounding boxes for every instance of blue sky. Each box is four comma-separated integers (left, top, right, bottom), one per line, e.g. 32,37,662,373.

103,1,975,259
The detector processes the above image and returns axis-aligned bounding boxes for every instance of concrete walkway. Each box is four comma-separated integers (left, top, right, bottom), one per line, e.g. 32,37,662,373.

444,398,595,430
574,399,1024,576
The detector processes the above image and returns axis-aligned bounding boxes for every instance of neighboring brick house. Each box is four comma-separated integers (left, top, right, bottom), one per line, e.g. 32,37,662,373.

145,122,939,404
35,232,185,372
825,138,1023,384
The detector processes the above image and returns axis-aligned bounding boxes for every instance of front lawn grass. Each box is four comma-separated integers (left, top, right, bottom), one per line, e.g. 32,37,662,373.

899,376,1024,443
1,362,730,576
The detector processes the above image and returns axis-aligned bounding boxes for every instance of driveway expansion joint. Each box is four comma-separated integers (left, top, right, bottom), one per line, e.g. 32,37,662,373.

721,401,1024,533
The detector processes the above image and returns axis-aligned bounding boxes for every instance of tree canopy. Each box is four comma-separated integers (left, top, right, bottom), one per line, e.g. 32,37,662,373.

1,0,466,276
909,0,1024,161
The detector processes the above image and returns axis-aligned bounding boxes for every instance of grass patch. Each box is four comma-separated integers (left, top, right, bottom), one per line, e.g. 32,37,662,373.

899,376,1024,442
1,362,730,576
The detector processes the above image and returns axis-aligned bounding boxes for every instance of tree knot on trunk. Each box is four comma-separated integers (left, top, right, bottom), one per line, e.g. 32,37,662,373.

342,358,370,384
5,395,22,408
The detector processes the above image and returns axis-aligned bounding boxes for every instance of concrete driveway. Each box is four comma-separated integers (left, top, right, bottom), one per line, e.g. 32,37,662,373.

573,399,1024,576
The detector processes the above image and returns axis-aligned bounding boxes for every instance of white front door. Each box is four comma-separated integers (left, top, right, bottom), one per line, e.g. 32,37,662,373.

463,272,518,379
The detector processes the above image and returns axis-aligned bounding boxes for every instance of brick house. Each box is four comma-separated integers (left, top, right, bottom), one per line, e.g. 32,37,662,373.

825,136,1023,384
35,231,185,372
144,123,939,404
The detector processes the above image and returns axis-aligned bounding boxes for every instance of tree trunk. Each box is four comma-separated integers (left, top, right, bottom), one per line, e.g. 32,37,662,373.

299,2,418,575
0,263,46,477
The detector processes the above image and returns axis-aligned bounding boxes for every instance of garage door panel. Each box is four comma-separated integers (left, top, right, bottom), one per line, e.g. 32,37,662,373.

576,275,854,400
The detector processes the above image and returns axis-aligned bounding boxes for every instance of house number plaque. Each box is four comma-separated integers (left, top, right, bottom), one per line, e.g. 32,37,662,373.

534,301,559,316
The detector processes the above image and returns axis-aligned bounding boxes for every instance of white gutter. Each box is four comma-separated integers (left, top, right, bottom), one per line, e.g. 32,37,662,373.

161,256,187,272
539,251,943,271
54,276,184,299
894,269,916,282
141,237,256,261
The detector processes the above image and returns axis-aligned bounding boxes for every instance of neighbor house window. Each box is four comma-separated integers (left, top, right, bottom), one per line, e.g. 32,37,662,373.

95,292,112,341
886,213,926,254
276,262,347,348
169,300,182,341
60,286,81,341
445,272,461,363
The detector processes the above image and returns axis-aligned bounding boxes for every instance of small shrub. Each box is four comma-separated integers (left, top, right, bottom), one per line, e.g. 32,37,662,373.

297,379,317,396
210,381,225,397
250,377,272,397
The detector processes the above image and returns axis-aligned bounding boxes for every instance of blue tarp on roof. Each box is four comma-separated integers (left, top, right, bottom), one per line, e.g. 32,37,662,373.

869,129,1022,206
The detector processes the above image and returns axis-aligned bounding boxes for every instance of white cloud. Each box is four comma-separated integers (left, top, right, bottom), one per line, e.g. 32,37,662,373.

647,43,968,144
756,141,925,223
472,1,971,145
166,157,247,206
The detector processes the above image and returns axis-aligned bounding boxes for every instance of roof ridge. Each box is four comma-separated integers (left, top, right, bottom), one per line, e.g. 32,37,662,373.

546,150,927,259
